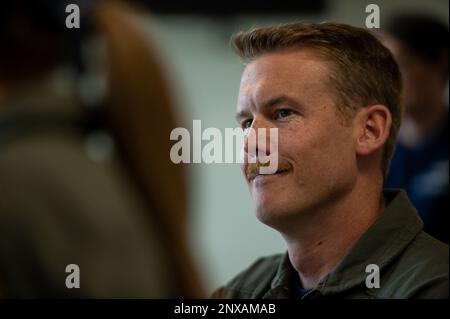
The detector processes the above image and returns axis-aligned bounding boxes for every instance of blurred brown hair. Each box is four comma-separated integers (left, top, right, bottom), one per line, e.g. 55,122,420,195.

92,1,203,298
232,22,403,177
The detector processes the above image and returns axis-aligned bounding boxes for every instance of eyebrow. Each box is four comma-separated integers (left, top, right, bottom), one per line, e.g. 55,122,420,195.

235,95,303,123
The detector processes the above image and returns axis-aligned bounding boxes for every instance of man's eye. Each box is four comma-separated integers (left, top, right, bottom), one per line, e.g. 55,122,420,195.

242,119,253,129
274,109,294,120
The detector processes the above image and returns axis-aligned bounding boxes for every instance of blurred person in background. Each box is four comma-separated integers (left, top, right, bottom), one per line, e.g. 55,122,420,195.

0,0,202,297
380,14,449,243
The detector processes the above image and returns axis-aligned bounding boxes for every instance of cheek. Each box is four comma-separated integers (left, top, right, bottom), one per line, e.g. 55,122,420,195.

283,125,356,181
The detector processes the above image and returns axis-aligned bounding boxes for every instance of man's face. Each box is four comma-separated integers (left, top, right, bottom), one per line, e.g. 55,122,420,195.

237,49,359,229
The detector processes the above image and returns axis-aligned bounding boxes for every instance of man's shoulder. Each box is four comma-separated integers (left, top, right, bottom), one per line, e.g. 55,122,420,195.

402,231,448,274
383,231,448,298
412,231,448,255
212,253,285,299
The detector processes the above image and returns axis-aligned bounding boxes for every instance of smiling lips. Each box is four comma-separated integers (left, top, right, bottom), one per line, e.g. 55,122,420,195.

245,161,292,182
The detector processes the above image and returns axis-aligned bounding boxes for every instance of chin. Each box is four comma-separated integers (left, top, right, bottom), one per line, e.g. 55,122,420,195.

253,196,299,228
252,190,320,230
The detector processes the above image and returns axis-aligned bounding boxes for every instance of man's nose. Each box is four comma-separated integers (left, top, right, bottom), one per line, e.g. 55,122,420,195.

243,118,273,158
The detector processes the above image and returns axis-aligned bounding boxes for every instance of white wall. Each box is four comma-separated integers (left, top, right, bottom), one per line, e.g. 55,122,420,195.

138,0,448,293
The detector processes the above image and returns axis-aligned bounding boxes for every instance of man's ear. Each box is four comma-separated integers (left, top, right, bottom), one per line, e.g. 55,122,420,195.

354,104,392,156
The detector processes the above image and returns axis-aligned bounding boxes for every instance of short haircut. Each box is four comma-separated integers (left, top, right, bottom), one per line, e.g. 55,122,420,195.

231,22,403,177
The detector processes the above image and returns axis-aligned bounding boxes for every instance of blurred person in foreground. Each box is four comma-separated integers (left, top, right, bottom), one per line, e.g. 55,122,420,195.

380,14,449,244
0,0,202,298
212,22,448,299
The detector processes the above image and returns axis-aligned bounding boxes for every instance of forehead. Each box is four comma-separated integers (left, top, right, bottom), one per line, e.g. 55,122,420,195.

238,48,333,108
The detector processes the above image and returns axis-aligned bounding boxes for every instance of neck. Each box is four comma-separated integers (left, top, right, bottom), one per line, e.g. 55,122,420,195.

281,175,384,289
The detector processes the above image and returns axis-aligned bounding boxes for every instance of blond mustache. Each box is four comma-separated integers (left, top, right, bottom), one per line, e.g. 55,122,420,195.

245,161,291,181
